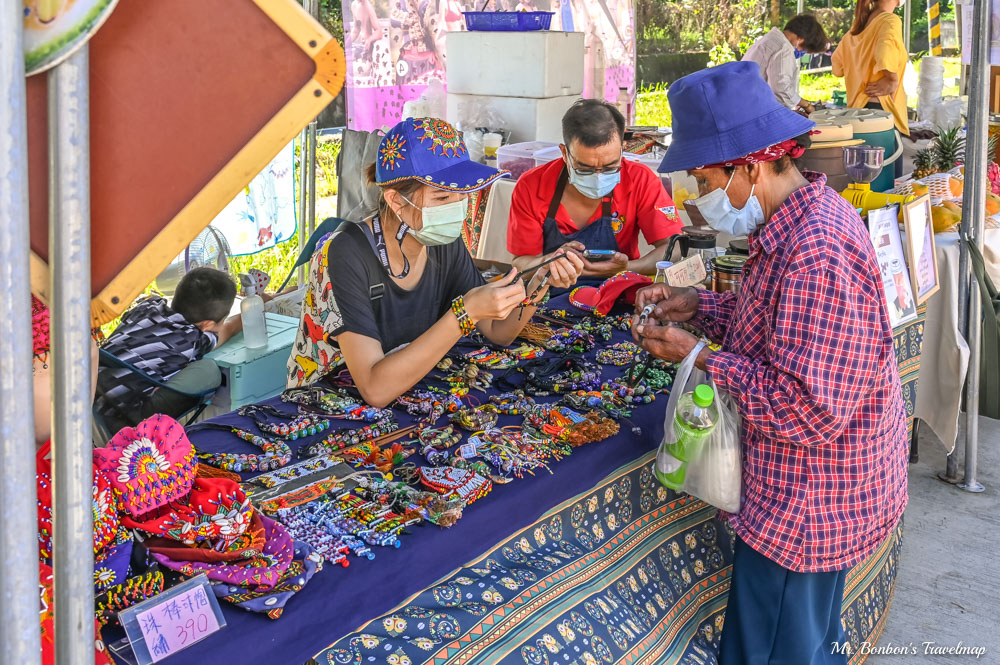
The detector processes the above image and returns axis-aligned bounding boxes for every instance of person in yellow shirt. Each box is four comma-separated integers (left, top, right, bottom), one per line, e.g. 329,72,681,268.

832,0,909,173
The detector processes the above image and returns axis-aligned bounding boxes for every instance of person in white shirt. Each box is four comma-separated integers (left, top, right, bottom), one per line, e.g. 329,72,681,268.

742,14,829,115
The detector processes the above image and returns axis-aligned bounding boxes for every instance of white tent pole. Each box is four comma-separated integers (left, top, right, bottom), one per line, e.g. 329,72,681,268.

49,44,96,664
957,0,989,493
0,3,43,661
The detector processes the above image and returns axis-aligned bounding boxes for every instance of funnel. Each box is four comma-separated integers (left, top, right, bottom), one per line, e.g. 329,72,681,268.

843,145,885,184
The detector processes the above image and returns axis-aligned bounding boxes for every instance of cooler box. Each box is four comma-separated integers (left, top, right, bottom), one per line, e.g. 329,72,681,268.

447,93,579,145
445,31,584,98
204,312,299,412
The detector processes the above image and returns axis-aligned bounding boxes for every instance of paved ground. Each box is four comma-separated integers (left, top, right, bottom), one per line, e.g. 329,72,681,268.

867,416,999,664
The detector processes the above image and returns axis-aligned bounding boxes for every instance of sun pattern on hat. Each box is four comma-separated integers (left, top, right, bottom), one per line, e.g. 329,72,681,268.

413,117,466,157
380,133,407,170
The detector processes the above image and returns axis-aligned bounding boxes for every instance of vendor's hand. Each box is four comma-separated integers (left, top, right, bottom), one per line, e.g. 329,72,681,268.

581,251,629,278
633,284,700,322
865,76,897,99
797,100,815,115
634,321,700,364
464,269,526,323
537,248,585,289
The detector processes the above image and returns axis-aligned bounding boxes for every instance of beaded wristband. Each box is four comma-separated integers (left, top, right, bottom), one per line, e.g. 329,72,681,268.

451,296,476,336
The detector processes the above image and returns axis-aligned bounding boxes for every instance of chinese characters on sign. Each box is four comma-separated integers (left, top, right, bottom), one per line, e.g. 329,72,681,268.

135,585,221,662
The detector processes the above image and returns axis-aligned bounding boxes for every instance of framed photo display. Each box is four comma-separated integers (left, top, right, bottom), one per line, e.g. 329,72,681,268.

868,204,919,327
902,195,941,305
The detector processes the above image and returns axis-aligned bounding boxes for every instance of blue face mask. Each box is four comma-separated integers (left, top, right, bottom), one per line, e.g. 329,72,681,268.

793,48,806,59
567,167,620,200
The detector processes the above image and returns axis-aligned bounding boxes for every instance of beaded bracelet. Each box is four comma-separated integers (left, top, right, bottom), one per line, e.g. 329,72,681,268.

237,404,331,440
251,454,343,488
596,341,640,366
193,426,293,473
451,296,476,336
301,416,399,458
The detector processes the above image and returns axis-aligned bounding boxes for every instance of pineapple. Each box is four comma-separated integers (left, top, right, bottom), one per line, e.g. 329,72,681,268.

913,148,937,180
932,126,966,172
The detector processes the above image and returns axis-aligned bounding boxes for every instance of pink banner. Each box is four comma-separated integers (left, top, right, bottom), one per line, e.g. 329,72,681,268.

343,0,635,131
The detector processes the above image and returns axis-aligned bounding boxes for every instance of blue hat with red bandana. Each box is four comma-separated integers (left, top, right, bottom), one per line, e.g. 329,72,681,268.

375,117,509,192
658,61,815,173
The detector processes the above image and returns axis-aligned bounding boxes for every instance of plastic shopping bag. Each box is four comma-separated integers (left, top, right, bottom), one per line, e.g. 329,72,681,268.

654,342,742,513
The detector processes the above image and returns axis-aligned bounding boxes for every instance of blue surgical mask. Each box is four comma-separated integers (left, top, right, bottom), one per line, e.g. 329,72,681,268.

402,195,468,246
687,170,765,236
793,48,806,59
567,167,620,200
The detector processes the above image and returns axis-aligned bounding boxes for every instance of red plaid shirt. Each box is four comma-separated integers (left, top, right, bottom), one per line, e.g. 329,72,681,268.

696,173,909,573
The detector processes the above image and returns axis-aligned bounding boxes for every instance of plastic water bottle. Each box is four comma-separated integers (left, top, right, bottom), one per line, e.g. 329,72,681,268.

654,260,673,284
241,294,268,349
654,385,718,489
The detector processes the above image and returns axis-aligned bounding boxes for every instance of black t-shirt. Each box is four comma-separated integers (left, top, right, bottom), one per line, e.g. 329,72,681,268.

325,222,485,351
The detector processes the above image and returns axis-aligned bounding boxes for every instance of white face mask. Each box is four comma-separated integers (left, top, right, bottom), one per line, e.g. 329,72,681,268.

686,170,765,236
401,195,468,246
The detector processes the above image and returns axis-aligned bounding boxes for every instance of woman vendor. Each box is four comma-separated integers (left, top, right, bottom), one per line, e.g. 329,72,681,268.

286,117,583,407
832,0,909,175
635,62,908,664
506,99,682,282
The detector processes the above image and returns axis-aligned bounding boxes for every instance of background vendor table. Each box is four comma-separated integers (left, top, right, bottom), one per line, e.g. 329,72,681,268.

120,318,903,665
913,229,1000,450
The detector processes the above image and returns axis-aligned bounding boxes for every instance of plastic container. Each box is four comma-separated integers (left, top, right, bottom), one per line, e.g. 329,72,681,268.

462,11,554,31
654,260,673,284
616,87,633,125
668,385,718,462
240,294,268,349
497,141,559,179
532,145,564,168
483,133,502,168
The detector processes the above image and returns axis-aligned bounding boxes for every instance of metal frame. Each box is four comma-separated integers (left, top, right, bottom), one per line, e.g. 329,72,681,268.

0,2,43,662
29,0,344,326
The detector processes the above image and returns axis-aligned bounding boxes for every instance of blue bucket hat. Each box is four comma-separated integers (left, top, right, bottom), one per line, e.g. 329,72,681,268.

375,117,509,192
658,61,815,173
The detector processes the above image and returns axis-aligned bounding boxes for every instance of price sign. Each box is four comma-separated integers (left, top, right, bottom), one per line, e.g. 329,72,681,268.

663,255,707,288
119,575,226,665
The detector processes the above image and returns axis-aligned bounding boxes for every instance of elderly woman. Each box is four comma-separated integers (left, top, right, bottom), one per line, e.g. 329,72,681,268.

636,62,909,664
286,117,582,406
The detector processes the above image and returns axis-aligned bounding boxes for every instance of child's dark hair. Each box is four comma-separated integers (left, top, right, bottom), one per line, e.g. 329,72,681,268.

785,14,829,53
172,267,237,324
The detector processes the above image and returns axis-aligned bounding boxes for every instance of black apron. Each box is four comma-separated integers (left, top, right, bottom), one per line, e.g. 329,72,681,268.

541,167,621,291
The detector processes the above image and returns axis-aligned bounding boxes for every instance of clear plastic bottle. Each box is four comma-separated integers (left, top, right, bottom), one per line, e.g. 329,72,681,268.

616,86,633,125
654,385,718,489
654,260,673,284
240,294,268,349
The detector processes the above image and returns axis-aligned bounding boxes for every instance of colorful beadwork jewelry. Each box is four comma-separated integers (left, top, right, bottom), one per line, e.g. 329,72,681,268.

418,466,493,504
450,404,499,432
94,572,165,626
451,295,476,336
192,425,292,472
545,328,596,354
237,404,330,440
464,346,517,369
301,415,399,458
596,341,640,366
251,454,344,488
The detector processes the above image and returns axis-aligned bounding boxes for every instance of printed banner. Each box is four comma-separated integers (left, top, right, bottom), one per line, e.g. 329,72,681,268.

342,0,635,131
210,140,297,257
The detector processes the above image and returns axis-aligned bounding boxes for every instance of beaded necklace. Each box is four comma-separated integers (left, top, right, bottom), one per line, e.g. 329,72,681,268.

251,454,343,488
600,378,656,405
300,414,399,458
489,391,536,415
190,424,293,472
596,341,640,366
573,318,613,342
463,346,517,369
356,478,465,528
415,425,463,465
545,328,596,354
282,387,386,422
237,404,331,440
522,357,602,396
450,404,499,432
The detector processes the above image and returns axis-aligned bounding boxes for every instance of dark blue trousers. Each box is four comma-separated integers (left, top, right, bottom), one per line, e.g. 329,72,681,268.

718,537,849,665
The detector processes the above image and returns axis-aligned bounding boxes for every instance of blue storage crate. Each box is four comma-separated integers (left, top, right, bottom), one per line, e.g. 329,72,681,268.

204,312,300,411
462,11,553,31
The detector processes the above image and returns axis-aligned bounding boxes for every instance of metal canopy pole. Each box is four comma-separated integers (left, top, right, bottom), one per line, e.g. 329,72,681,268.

904,0,912,53
297,128,309,287
956,0,989,493
306,0,319,239
49,45,96,665
796,0,805,15
0,3,43,663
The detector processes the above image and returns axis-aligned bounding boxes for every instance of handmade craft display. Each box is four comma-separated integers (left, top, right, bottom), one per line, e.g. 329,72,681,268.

192,423,294,472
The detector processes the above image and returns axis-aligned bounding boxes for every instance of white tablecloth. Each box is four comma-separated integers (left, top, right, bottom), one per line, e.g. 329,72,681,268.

914,229,1000,451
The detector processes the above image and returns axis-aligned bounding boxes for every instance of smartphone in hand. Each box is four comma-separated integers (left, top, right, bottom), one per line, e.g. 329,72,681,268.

583,249,616,262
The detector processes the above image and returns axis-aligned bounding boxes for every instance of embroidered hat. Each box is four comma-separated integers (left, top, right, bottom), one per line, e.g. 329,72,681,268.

93,539,134,592
93,415,198,518
568,271,652,316
375,117,510,192
658,61,815,174
36,440,124,560
211,541,323,619
149,514,294,588
122,477,255,549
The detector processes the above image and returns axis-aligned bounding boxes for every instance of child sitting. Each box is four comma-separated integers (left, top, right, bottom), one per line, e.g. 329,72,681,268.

96,267,242,429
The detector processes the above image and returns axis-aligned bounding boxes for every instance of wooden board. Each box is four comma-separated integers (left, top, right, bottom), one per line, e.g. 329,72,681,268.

28,0,345,325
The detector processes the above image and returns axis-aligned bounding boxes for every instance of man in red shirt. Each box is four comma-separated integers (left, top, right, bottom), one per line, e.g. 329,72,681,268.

507,99,682,280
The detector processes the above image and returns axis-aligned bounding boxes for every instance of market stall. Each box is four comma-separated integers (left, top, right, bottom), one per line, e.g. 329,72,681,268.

92,293,914,665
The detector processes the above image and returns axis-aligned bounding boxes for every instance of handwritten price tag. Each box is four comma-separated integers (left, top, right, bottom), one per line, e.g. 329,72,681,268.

664,255,707,288
120,575,225,665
